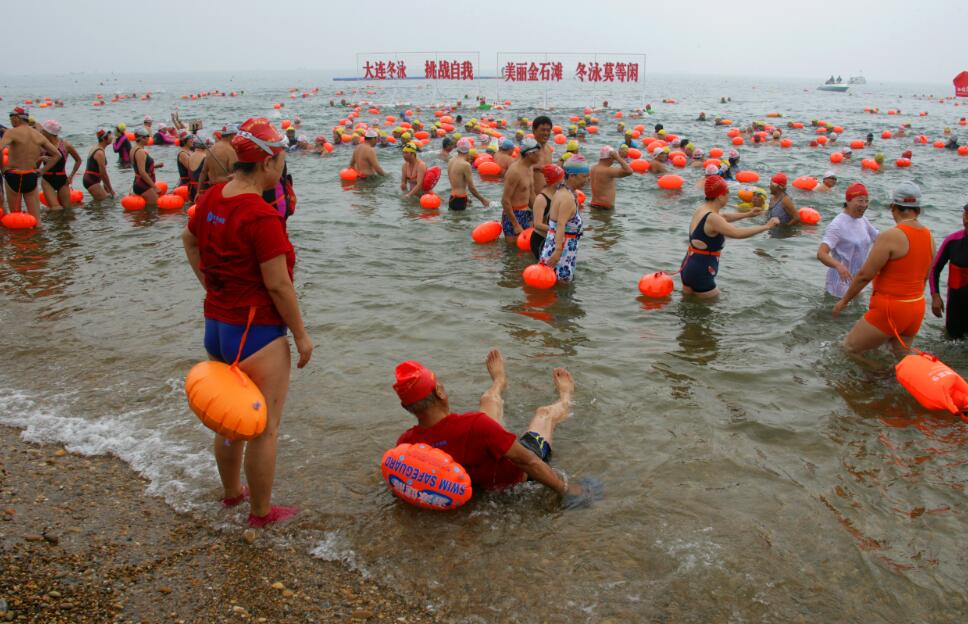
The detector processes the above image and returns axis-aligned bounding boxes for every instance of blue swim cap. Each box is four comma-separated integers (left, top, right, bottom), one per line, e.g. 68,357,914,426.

563,154,590,174
499,138,514,151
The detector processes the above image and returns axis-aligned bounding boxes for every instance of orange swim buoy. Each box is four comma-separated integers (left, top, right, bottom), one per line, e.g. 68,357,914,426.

709,147,724,158
516,227,533,251
419,193,441,209
727,129,740,138
860,159,880,171
830,152,844,164
173,185,189,200
732,136,744,145
471,221,502,244
792,176,818,191
895,158,912,168
816,136,829,145
381,443,472,510
958,145,968,156
735,171,759,183
881,131,892,139
850,140,865,149
575,189,586,205
630,159,651,173
522,263,557,289
185,361,267,441
553,134,566,145
895,352,968,414
657,174,684,190
933,140,945,148
670,155,687,168
155,181,168,195
478,161,501,176
638,272,674,298
157,194,185,210
339,168,358,182
798,207,821,224
780,138,793,148
626,148,642,159
187,204,196,219
737,188,753,202
1,212,38,229
121,195,146,211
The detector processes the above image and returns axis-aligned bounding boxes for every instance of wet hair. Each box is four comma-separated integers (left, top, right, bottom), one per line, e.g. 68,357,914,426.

891,203,920,215
232,152,280,174
532,116,552,131
402,392,437,415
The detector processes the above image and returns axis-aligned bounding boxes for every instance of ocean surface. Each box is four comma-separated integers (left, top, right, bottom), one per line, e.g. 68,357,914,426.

1,70,966,622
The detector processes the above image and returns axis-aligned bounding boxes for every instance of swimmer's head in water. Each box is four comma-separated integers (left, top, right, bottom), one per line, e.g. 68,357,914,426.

286,126,296,134
874,152,885,164
561,152,573,162
692,148,704,159
364,128,379,141
519,138,540,159
402,142,418,154
566,140,580,153
40,119,61,136
401,132,412,141
704,175,729,200
704,164,719,176
442,136,455,149
654,124,663,133
564,153,589,175
771,172,788,188
455,138,471,154
133,126,149,139
599,146,614,161
499,139,514,151
542,164,565,186
232,117,286,162
891,180,921,210
394,360,438,410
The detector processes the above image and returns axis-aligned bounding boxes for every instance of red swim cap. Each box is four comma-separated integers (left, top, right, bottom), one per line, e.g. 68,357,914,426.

542,164,564,186
393,361,437,405
771,172,788,187
902,150,913,159
845,183,868,202
704,175,729,199
231,117,286,163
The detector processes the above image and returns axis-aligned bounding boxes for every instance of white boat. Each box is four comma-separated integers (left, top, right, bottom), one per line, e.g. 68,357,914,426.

817,84,849,92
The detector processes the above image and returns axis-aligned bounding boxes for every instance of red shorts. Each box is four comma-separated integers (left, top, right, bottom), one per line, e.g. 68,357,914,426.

864,293,925,337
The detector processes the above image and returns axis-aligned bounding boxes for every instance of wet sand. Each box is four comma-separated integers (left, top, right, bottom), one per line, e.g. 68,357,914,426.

0,425,437,624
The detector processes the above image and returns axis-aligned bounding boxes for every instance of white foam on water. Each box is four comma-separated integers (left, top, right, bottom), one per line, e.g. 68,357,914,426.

0,387,211,513
309,530,369,578
655,527,724,574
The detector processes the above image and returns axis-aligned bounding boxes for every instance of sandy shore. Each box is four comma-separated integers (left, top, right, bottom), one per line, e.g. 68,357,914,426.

0,425,438,624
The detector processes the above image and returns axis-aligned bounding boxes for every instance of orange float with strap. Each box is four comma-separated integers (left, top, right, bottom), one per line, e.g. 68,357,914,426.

793,176,818,191
798,207,821,224
657,174,684,190
381,443,472,510
157,194,185,210
121,195,146,211
735,170,759,183
830,152,844,164
523,263,556,289
708,147,724,158
638,272,674,298
339,168,358,182
516,227,533,251
471,221,502,243
185,308,268,441
1,212,38,229
478,161,501,176
630,159,650,173
419,193,441,209
896,352,968,415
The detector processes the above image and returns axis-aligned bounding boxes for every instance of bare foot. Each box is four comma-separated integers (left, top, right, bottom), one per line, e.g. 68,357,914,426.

485,349,507,392
552,367,574,402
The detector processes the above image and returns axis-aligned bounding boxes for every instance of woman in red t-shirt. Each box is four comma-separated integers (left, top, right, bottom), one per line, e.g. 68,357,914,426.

182,117,313,528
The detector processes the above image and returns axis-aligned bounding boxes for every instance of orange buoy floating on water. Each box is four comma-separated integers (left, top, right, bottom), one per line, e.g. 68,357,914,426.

186,204,196,219
185,361,267,441
830,152,844,164
895,352,968,415
69,188,84,204
737,188,754,202
850,140,865,149
381,443,472,510
638,272,674,298
576,189,586,205
933,140,945,148
339,168,358,182
630,159,651,173
626,148,642,159
522,263,557,289
516,227,533,251
670,155,687,168
709,147,724,158
816,136,829,145
478,161,501,176
419,193,441,209
780,138,793,148
798,207,821,224
157,194,185,210
471,221,502,244
732,136,744,145
121,195,146,211
958,145,968,156
735,170,759,183
860,159,880,171
173,185,189,199
155,181,168,195
793,176,818,191
881,131,892,139
895,158,912,168
657,174,684,190
1,212,38,229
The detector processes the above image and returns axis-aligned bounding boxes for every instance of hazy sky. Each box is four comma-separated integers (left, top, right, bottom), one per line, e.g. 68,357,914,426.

7,0,964,85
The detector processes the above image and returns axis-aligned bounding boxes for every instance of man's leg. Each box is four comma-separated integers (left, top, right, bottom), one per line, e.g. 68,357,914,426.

523,367,573,448
479,349,507,425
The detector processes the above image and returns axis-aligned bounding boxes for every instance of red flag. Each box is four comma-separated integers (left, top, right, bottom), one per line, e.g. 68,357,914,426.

954,71,968,97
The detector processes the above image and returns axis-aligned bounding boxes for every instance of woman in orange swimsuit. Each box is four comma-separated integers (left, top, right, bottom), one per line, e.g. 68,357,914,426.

833,181,935,354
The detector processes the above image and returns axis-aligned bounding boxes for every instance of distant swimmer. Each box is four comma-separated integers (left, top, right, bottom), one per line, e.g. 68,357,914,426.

649,147,671,175
38,120,81,209
589,146,632,210
113,122,132,167
494,139,515,172
187,135,207,201
834,182,934,355
438,136,455,162
815,170,838,193
176,134,195,190
767,173,800,225
817,183,878,298
930,202,968,339
348,128,386,179
446,138,488,210
399,142,427,199
0,107,60,220
501,138,541,237
530,164,564,260
198,124,239,194
538,155,588,282
530,116,555,198
680,176,779,298
392,350,598,506
82,128,116,200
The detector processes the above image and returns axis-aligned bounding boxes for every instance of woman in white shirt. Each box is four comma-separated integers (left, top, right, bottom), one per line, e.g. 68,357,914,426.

817,183,879,298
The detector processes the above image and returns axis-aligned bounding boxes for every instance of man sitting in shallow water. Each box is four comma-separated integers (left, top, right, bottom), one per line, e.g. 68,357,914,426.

392,350,598,506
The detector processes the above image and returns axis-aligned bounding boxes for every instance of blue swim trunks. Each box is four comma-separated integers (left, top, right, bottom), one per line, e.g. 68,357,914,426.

204,318,287,363
501,208,533,237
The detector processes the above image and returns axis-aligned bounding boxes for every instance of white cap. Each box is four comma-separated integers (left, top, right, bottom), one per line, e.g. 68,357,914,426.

823,170,837,179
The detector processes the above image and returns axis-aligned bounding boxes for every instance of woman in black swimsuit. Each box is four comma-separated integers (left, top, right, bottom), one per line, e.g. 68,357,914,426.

176,134,195,191
530,164,564,260
82,129,115,200
131,127,163,203
38,119,81,209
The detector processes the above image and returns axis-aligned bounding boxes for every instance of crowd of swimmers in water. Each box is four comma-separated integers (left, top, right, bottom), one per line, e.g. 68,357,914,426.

1,98,966,524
